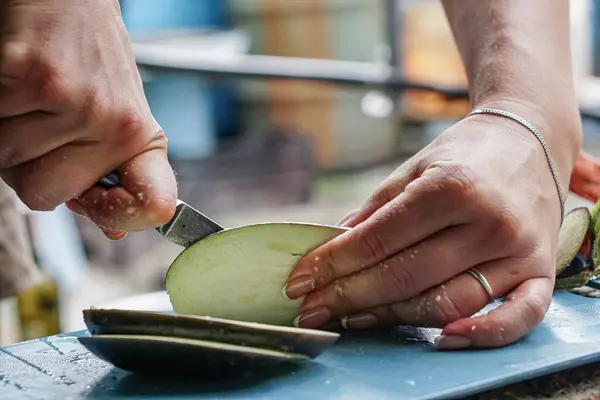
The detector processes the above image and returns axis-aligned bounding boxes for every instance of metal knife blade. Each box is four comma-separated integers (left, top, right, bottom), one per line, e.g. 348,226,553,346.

95,172,224,247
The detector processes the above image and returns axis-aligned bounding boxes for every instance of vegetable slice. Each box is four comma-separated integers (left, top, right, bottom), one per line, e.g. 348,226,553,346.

82,308,340,359
78,334,308,376
165,222,346,326
555,207,593,288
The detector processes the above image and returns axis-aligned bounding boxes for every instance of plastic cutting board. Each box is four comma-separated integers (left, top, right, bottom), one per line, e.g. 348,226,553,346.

2,290,600,399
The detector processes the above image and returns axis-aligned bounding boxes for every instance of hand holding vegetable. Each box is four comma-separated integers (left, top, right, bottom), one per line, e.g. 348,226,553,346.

286,0,583,349
0,0,177,238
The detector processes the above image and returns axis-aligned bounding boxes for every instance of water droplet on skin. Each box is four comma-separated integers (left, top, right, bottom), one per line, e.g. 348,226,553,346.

136,192,144,201
410,254,415,259
108,205,113,210
126,207,135,214
471,325,476,331
435,295,441,302
102,192,108,199
313,266,319,272
314,256,320,261
399,257,404,263
334,285,343,296
382,264,389,270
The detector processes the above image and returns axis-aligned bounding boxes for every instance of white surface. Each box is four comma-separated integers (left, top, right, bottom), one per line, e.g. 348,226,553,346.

99,291,173,313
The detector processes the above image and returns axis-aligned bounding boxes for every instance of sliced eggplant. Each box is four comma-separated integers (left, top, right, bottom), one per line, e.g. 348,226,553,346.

555,207,594,285
82,308,339,359
78,334,308,376
165,222,346,327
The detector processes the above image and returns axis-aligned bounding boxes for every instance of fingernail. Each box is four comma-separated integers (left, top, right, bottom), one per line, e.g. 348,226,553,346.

434,335,471,350
293,307,331,329
342,313,378,330
284,276,316,299
102,229,128,241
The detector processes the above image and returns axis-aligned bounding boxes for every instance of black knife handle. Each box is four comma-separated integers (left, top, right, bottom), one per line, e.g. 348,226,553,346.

95,172,121,190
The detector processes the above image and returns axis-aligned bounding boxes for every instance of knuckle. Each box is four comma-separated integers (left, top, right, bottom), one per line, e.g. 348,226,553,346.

438,163,479,202
332,279,358,314
520,295,548,331
318,251,342,284
355,228,388,265
0,147,22,170
115,108,149,146
489,207,527,252
430,294,463,326
0,41,34,78
37,63,70,107
387,265,416,297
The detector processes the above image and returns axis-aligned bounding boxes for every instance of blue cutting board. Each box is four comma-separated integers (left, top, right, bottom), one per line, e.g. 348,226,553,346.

2,290,600,400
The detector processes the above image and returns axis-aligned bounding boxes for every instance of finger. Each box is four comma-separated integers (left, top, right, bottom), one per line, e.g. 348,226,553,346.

65,199,128,240
298,256,540,331
286,163,478,298
0,112,75,169
76,148,177,231
436,277,552,349
337,159,422,228
297,223,497,318
0,42,49,117
336,209,360,227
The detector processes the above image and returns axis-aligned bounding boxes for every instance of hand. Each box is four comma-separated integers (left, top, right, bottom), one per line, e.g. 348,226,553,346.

0,0,177,238
285,107,565,350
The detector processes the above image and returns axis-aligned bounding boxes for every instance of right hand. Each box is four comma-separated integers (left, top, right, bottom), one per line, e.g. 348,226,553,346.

0,0,177,239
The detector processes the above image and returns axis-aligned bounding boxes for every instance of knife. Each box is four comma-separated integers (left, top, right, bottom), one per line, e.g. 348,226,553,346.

95,172,224,248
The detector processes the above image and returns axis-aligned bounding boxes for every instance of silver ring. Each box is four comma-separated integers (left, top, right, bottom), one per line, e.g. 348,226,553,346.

467,268,494,300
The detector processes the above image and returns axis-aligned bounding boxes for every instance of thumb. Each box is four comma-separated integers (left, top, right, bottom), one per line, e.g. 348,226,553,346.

68,148,177,232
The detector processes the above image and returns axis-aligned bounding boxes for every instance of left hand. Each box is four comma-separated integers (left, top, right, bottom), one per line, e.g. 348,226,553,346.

285,108,565,350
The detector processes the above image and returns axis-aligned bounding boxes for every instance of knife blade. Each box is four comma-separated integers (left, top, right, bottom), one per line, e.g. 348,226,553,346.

95,172,224,248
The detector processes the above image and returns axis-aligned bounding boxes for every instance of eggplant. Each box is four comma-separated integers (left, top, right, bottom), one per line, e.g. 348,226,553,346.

555,207,594,289
78,334,308,377
82,308,339,359
164,222,346,327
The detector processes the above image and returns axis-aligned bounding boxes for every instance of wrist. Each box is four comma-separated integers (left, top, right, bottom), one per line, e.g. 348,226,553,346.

471,95,582,187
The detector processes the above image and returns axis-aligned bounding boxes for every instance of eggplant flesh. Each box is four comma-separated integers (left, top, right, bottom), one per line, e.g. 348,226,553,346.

165,222,346,327
555,207,594,286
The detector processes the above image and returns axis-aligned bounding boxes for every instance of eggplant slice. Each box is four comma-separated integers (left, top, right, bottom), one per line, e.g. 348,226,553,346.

555,207,594,288
165,222,347,327
78,334,308,376
83,308,339,359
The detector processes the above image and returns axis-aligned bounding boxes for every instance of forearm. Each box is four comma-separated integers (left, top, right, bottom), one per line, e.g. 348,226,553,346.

442,0,581,184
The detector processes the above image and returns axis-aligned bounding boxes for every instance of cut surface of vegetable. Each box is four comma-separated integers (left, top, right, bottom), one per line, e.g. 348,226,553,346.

82,308,340,358
555,207,592,279
165,222,346,326
78,334,308,376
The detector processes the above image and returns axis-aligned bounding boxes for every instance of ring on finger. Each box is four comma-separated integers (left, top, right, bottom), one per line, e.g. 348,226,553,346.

467,267,494,302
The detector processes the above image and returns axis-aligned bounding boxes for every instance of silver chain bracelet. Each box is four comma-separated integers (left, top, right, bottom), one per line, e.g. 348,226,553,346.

467,108,565,224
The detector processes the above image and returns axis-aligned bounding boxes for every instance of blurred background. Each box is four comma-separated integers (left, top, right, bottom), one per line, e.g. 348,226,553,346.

1,0,600,345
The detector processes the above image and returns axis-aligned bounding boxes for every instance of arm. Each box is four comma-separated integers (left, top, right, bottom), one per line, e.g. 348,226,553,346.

442,0,582,187
0,0,177,237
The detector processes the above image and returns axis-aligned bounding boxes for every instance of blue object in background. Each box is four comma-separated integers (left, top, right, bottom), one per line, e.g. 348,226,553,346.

119,0,240,159
120,0,226,32
593,0,600,77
